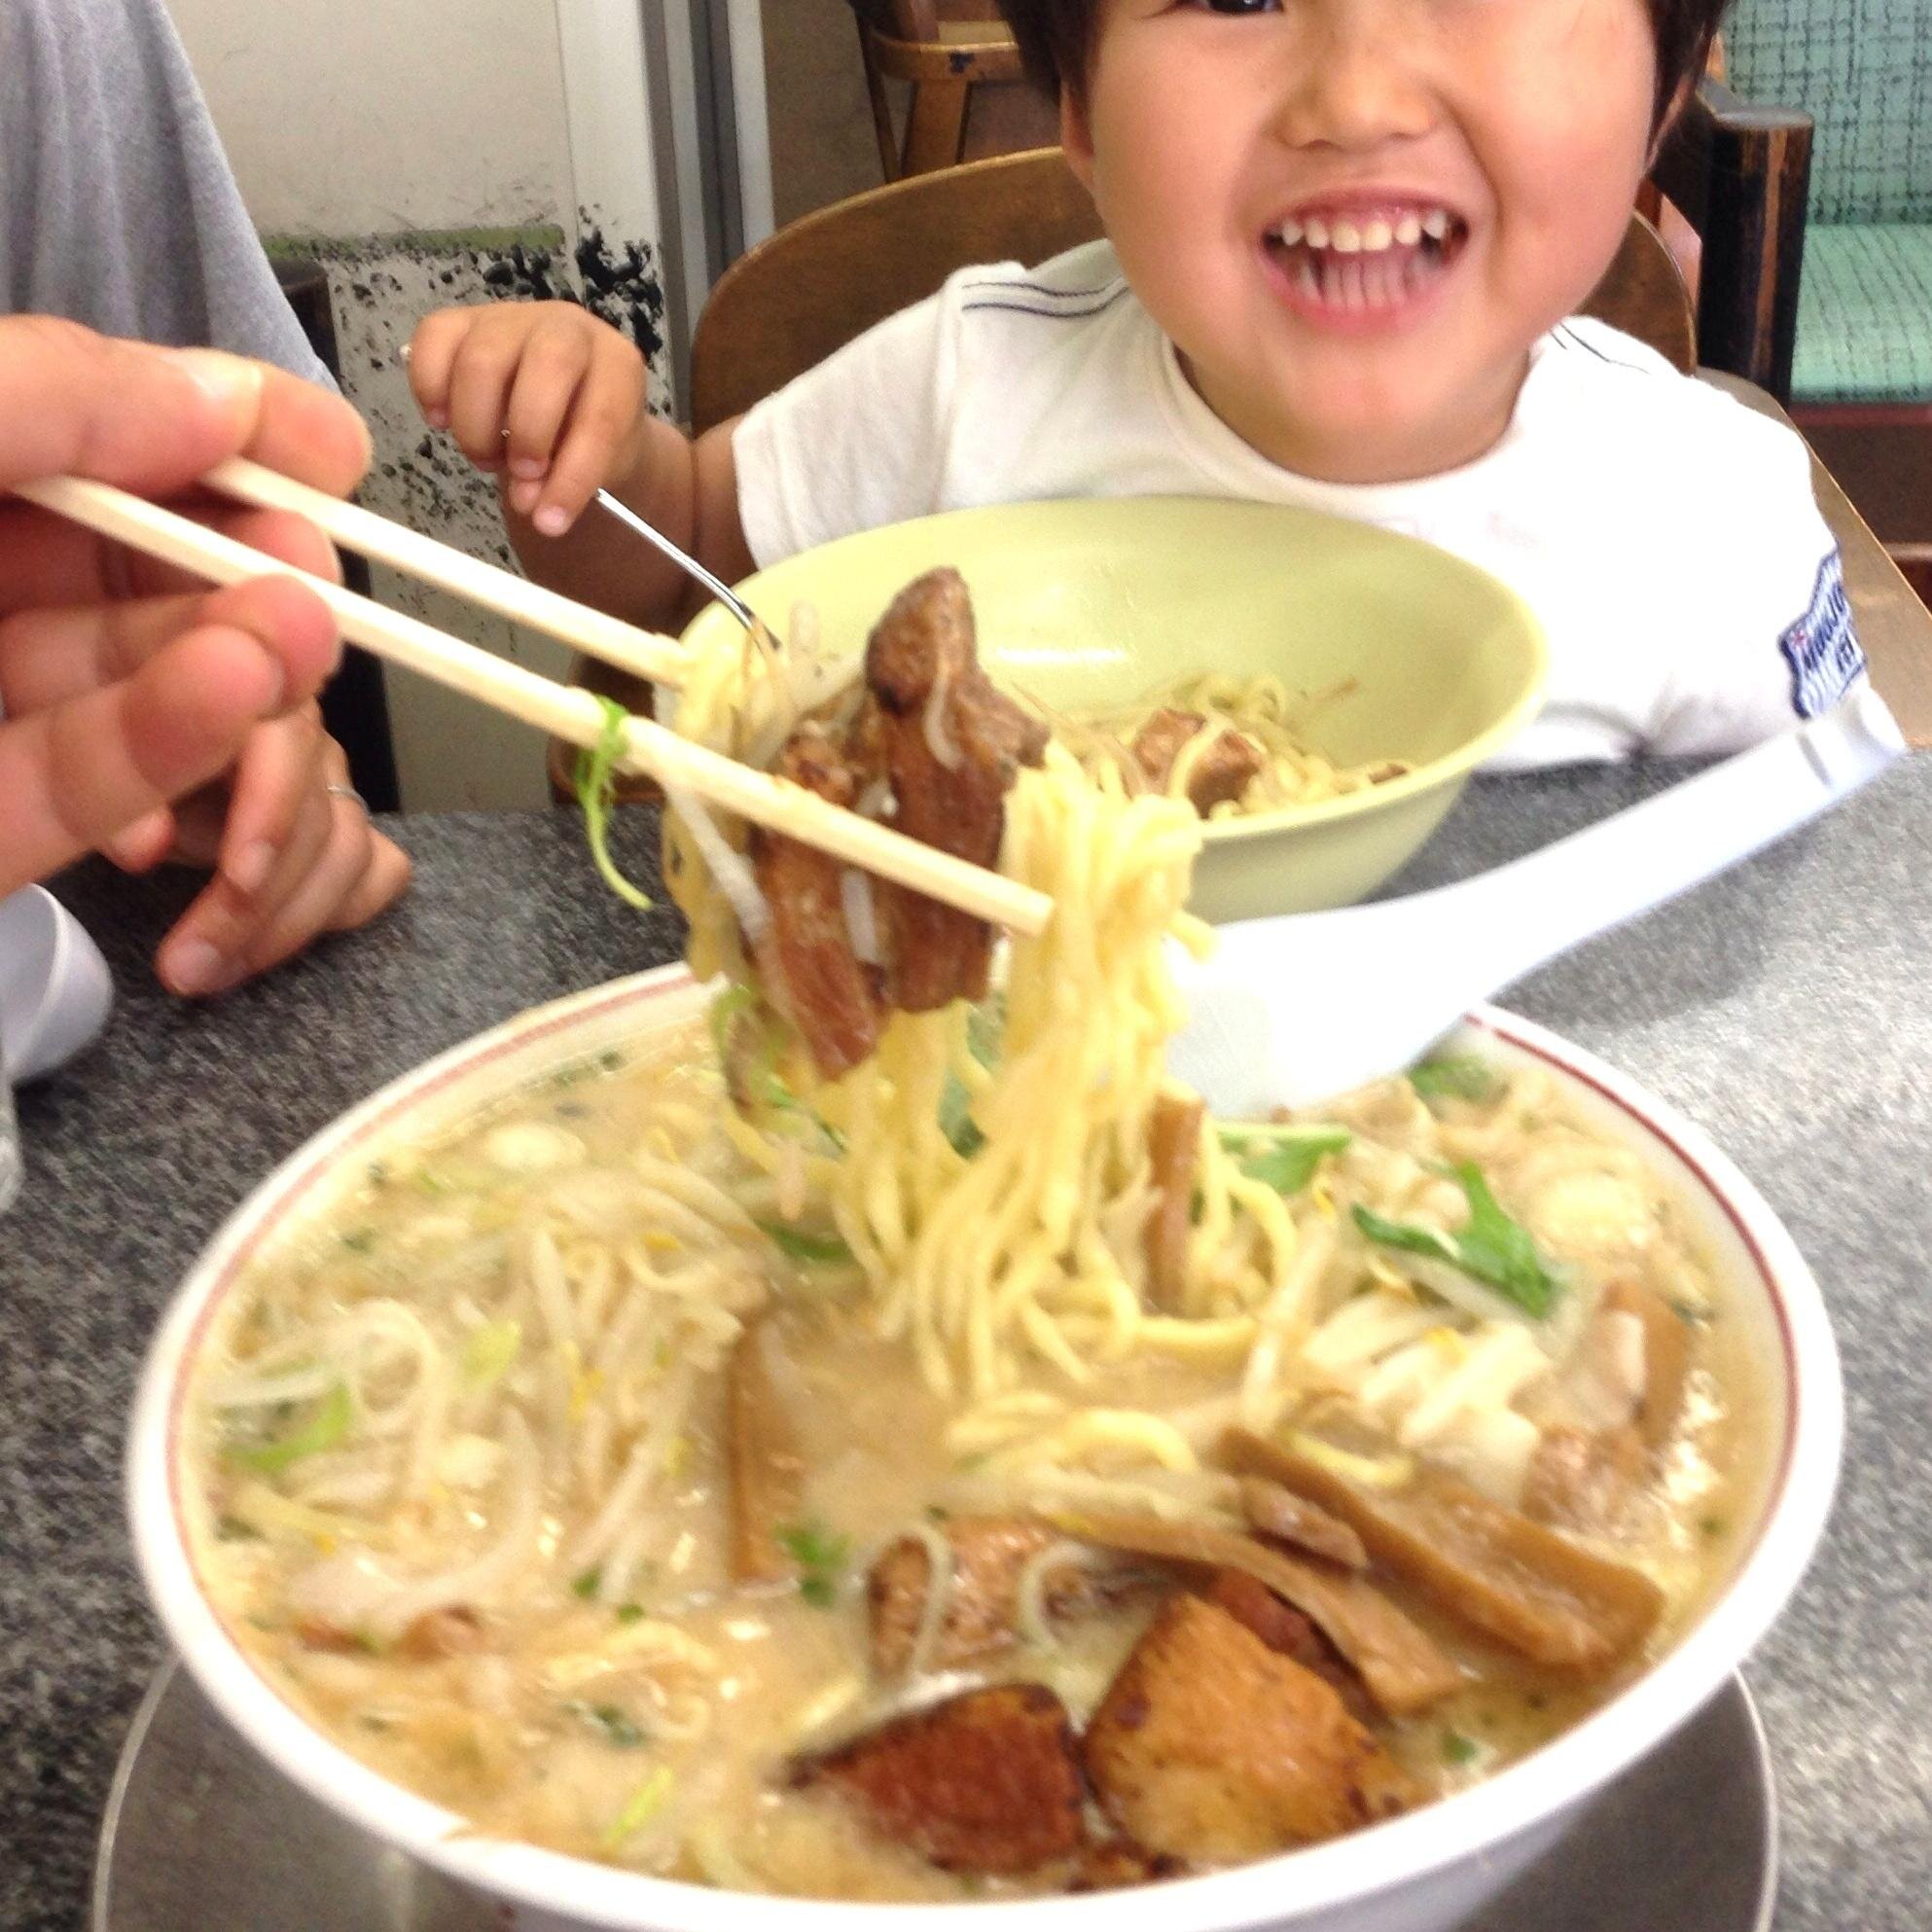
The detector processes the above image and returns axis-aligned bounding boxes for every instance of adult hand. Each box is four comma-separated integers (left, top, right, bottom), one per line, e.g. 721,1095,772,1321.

0,316,409,986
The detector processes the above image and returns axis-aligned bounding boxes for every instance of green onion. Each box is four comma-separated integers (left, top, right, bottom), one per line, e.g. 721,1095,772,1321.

1409,1055,1498,1102
615,1602,647,1625
1218,1122,1352,1197
462,1318,522,1389
937,997,1005,1159
227,1382,353,1476
573,695,654,912
340,1228,377,1254
570,1700,647,1748
1443,1730,1481,1767
603,1765,674,1846
775,1518,850,1608
572,1566,602,1599
1352,1163,1562,1320
757,1220,854,1268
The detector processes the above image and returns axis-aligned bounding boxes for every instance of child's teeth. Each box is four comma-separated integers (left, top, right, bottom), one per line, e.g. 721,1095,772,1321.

1304,216,1331,248
1360,218,1393,253
1330,220,1363,254
1421,208,1450,240
1277,218,1304,246
1394,214,1422,246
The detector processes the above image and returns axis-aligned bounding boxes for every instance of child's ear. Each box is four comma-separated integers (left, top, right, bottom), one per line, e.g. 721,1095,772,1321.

1059,85,1097,193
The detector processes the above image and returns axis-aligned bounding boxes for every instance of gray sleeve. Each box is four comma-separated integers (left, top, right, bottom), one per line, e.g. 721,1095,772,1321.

0,0,332,387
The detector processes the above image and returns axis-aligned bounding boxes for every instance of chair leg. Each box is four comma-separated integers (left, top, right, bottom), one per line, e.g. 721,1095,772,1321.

856,22,899,182
901,78,970,176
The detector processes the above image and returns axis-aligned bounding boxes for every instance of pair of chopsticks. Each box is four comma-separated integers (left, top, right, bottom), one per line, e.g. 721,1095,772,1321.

14,464,1052,936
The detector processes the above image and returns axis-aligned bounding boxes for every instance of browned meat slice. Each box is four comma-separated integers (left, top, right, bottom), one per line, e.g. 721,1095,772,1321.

726,1322,806,1586
1084,1595,1417,1864
1521,1423,1644,1536
1043,1506,1461,1716
750,727,882,1078
1602,1278,1693,1450
1145,1095,1203,1312
1239,1477,1370,1569
869,1517,1059,1676
1128,709,1264,814
1204,1569,1377,1726
791,1682,1085,1875
1068,1837,1182,1891
863,569,1048,1012
1225,1428,1664,1676
396,1607,489,1660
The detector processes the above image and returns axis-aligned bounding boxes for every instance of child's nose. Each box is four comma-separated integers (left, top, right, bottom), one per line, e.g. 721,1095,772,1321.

1270,6,1435,153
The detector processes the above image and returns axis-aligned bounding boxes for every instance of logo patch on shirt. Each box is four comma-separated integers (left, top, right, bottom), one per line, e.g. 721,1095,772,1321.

1778,550,1865,718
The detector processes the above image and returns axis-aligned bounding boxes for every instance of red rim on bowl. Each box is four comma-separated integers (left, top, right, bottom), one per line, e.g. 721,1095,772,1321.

128,971,1842,1932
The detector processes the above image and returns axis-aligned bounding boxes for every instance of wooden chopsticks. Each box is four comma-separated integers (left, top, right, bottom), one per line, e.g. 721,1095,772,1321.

201,456,691,689
14,475,1054,938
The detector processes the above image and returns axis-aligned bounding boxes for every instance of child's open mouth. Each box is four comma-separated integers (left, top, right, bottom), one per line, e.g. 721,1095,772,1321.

1260,202,1468,329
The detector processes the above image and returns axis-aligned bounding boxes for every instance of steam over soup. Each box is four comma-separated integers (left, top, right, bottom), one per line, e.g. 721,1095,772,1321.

188,1023,1765,1899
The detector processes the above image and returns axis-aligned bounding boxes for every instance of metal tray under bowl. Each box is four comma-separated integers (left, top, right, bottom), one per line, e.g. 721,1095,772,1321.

93,1660,1776,1932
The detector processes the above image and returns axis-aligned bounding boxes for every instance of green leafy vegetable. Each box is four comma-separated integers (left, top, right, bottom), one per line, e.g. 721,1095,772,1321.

757,1220,854,1268
603,1765,674,1845
937,997,1005,1159
572,1566,602,1599
227,1382,353,1476
461,1318,522,1388
775,1518,850,1608
571,1701,647,1748
340,1228,377,1254
1218,1122,1352,1197
1409,1055,1498,1102
1352,1163,1562,1319
573,695,654,912
615,1602,647,1625
1442,1730,1481,1767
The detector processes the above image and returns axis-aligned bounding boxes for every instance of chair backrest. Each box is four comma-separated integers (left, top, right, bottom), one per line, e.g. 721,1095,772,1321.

690,149,1694,434
691,149,1101,433
1724,0,1932,225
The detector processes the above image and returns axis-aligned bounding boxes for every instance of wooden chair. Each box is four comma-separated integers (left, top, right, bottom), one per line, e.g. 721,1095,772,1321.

549,150,1696,797
844,0,1056,181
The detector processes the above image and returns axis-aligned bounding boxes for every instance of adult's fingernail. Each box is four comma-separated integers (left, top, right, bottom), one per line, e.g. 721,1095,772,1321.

509,479,541,516
534,505,570,538
425,408,448,429
227,841,275,895
164,939,227,996
164,346,266,420
509,455,546,481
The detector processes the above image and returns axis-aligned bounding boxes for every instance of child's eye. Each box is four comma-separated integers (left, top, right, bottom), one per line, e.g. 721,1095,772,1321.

1192,0,1283,12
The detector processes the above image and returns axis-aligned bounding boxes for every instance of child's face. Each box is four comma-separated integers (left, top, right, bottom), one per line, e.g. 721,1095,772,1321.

1062,0,1660,483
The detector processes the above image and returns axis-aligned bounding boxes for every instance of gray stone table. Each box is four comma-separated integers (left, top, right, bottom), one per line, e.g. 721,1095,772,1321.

3,761,1928,1931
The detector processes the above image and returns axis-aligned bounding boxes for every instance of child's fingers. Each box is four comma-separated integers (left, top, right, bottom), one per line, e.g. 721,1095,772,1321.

530,338,648,537
406,307,472,429
446,310,532,472
503,316,593,495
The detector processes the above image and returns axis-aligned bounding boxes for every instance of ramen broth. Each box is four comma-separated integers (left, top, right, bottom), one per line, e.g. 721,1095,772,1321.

188,1021,1767,1899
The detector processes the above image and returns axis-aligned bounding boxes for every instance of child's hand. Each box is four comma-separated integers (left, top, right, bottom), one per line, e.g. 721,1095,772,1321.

407,302,648,538
109,707,411,997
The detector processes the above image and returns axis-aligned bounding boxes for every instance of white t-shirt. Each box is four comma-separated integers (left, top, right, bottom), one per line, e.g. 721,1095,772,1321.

734,240,1866,767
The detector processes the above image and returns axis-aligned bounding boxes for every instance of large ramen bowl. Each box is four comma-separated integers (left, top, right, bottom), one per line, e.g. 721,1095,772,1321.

680,498,1549,923
129,969,1837,1932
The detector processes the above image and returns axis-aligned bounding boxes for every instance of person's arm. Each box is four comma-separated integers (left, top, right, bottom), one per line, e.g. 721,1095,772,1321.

407,301,747,636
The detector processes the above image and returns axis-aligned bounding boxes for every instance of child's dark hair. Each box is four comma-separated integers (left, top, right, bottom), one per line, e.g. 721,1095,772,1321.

998,0,1729,131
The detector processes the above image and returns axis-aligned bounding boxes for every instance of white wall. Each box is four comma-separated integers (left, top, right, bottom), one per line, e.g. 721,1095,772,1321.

168,0,577,237
169,0,673,811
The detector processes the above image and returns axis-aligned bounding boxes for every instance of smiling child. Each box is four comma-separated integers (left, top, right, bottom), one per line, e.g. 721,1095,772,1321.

409,0,1868,761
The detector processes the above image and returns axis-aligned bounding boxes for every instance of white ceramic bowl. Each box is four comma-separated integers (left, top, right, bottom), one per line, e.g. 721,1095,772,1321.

129,969,1840,1932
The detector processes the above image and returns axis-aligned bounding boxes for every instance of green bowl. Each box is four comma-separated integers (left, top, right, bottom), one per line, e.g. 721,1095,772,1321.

680,497,1548,922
